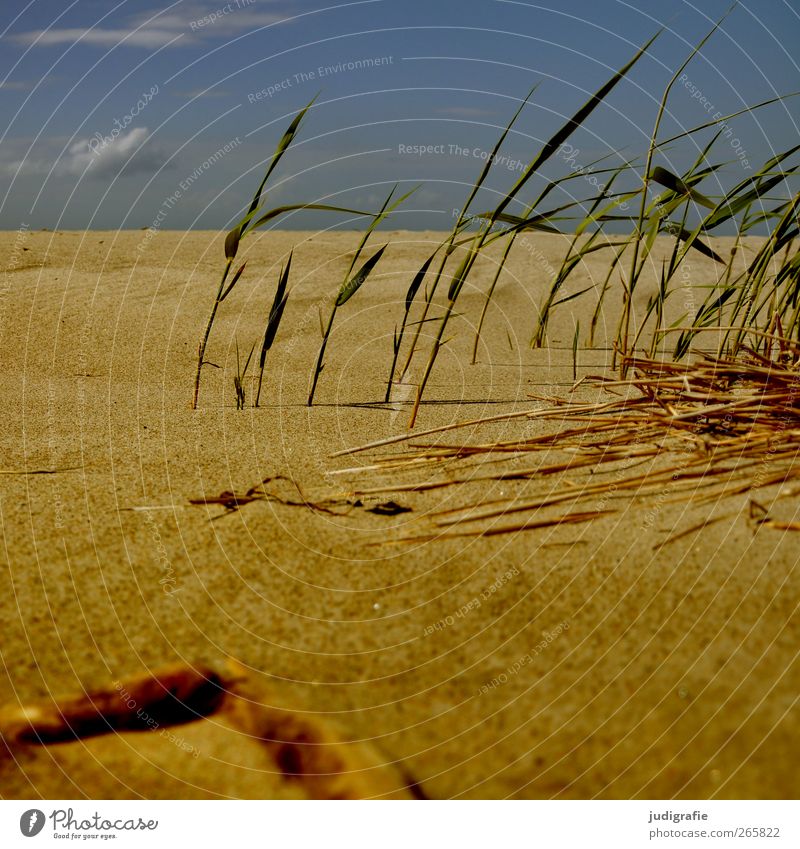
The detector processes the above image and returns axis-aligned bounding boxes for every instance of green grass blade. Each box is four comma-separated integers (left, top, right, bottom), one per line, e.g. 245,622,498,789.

250,203,373,232
475,210,561,234
447,236,482,302
704,167,799,231
650,166,716,209
458,85,539,224
249,97,317,217
656,93,800,148
572,321,580,381
219,261,247,303
405,249,439,312
667,226,724,263
261,251,292,359
336,244,388,306
224,97,317,260
493,31,660,221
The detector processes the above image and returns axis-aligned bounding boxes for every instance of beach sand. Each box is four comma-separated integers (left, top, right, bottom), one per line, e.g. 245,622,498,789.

0,229,797,799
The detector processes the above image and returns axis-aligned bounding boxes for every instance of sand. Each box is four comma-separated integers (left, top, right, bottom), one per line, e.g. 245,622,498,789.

0,228,797,799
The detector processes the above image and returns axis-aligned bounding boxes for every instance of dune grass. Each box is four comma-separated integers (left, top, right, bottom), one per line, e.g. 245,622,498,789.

192,97,375,409
233,340,255,410
404,30,660,427
307,185,415,406
192,22,799,437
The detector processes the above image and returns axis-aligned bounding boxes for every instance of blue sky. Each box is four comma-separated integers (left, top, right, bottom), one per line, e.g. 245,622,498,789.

1,0,798,230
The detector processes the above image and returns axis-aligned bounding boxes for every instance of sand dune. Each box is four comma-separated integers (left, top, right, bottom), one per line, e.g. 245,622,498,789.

0,229,797,799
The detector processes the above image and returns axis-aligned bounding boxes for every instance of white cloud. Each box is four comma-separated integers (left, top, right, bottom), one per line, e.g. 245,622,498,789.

2,128,170,179
11,3,286,49
13,27,183,49
65,127,156,176
0,80,34,91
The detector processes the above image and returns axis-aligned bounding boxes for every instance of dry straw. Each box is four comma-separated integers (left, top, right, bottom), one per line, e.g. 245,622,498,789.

335,335,800,543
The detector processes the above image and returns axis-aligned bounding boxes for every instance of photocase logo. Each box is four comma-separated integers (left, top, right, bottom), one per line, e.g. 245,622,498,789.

19,809,46,837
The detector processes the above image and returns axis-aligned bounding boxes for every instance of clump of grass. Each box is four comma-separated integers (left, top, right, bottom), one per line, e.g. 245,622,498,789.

385,232,461,402
618,9,735,371
307,185,415,406
471,151,626,361
189,22,800,418
685,191,800,358
463,10,799,371
307,246,388,406
406,31,660,427
395,87,538,389
192,96,373,409
233,340,255,409
529,167,633,349
455,9,799,377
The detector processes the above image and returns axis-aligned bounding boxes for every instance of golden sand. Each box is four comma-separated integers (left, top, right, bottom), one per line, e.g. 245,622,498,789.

0,229,797,798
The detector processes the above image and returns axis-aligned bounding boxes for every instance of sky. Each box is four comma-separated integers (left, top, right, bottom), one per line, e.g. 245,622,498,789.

1,0,798,231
